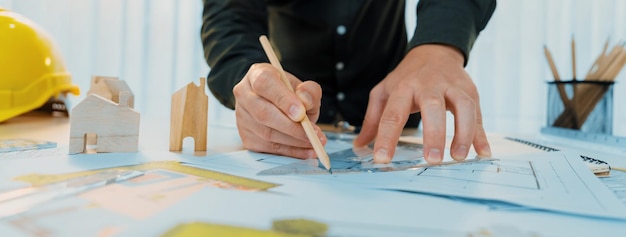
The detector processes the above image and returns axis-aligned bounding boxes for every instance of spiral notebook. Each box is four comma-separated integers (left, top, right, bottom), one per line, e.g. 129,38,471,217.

505,137,611,176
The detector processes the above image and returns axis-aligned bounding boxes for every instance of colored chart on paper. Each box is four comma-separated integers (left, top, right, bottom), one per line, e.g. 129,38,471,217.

2,161,280,236
0,138,56,153
14,160,278,191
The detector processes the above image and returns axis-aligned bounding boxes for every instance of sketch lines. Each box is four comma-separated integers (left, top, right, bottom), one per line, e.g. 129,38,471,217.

413,160,540,190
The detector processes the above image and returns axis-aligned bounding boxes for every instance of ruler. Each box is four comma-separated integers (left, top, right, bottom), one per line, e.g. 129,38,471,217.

258,142,493,176
15,161,279,191
541,126,626,149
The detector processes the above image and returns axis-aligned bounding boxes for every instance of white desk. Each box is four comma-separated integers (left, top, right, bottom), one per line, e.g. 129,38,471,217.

1,112,625,237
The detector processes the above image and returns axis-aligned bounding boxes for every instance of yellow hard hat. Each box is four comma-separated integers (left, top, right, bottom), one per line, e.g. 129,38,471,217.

0,8,80,122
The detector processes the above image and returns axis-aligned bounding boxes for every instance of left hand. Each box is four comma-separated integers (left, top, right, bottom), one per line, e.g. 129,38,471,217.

353,44,491,164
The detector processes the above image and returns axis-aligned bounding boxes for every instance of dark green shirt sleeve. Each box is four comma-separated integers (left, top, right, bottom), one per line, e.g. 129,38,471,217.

201,0,268,110
409,0,496,65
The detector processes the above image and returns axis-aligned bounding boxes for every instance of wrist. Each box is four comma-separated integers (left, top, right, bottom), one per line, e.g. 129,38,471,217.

407,44,465,67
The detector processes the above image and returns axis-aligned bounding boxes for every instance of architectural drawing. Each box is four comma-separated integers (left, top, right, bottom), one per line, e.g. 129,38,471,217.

413,159,540,190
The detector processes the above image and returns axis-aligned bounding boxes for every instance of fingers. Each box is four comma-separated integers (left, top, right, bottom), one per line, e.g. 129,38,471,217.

294,81,322,123
445,88,476,161
354,44,488,166
237,104,327,159
235,90,327,159
236,104,313,148
472,105,492,157
234,63,309,144
418,93,447,164
239,126,318,159
238,122,326,159
353,86,386,148
247,64,306,122
370,87,412,163
233,63,327,159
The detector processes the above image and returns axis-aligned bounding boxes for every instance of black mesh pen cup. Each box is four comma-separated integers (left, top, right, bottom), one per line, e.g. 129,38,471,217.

547,80,614,134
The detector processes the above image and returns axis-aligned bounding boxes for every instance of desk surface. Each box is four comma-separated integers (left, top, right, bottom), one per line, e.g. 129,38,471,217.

0,111,245,154
1,112,625,237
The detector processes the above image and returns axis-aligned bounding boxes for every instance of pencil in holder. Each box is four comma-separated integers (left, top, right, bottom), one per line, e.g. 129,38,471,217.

547,80,614,134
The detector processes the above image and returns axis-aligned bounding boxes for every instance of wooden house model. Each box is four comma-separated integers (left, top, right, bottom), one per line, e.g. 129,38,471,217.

170,78,208,151
69,77,140,154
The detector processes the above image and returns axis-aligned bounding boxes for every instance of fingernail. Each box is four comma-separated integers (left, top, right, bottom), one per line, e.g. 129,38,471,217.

481,146,492,157
289,105,304,121
296,91,312,108
374,149,389,163
426,148,442,163
453,145,468,160
307,150,316,159
318,133,327,145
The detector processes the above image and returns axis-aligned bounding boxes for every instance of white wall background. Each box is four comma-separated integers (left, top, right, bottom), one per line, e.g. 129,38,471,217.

1,0,625,136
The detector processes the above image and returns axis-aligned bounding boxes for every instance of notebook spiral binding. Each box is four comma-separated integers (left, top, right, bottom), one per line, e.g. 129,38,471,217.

504,137,611,174
580,155,609,166
505,137,559,152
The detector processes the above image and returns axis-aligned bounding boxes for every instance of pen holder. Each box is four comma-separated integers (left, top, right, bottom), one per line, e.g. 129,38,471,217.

547,80,614,134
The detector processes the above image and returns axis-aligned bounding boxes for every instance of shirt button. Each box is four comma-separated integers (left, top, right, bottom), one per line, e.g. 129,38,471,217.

336,25,347,35
336,92,345,101
335,62,344,71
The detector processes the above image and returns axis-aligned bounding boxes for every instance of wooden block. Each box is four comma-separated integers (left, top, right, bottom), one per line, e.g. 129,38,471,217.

87,76,135,108
69,91,140,154
170,78,208,151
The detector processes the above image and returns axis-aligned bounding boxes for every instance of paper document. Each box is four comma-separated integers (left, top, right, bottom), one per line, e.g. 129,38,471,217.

182,137,626,220
382,151,626,220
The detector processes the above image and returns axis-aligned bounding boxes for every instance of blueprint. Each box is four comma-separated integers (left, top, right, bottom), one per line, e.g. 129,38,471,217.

600,170,626,205
382,151,626,219
180,137,626,220
1,137,625,236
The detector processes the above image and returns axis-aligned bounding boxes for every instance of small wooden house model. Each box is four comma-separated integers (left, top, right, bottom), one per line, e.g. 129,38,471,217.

69,91,139,154
69,77,140,154
170,78,208,151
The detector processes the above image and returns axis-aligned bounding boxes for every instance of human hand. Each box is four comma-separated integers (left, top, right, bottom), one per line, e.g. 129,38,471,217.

353,44,491,164
233,63,326,159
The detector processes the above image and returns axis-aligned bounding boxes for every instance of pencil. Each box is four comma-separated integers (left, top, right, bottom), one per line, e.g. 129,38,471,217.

258,35,332,173
544,45,561,81
571,35,577,80
544,45,579,127
612,166,626,173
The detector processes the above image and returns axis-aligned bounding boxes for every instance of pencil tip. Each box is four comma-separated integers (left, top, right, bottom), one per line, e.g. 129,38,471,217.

328,168,333,174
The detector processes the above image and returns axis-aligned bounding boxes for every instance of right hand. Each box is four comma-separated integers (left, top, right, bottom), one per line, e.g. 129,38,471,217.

233,63,326,159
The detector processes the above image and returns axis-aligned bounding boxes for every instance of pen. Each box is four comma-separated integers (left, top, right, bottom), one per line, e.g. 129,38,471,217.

258,35,332,173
